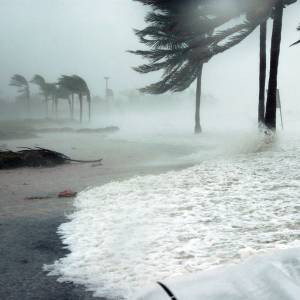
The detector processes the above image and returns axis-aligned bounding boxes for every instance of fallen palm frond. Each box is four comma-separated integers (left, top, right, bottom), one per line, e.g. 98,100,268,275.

0,147,102,169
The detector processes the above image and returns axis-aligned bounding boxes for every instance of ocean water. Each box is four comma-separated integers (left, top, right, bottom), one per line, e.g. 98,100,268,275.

45,128,300,299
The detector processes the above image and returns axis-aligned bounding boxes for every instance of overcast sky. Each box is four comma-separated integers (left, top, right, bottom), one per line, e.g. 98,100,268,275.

0,0,300,109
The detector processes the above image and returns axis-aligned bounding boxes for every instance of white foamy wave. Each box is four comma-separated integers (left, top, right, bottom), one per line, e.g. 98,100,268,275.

46,135,300,299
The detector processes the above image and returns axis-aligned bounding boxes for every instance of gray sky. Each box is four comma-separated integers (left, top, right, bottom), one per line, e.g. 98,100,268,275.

0,0,300,109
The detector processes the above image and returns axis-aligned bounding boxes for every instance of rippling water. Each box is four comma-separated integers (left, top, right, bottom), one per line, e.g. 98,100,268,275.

46,132,300,299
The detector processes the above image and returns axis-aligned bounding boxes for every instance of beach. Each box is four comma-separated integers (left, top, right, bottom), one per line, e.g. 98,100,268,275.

0,120,196,300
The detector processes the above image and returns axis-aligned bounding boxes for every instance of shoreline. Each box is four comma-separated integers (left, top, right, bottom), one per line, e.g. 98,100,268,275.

0,133,193,299
0,163,189,300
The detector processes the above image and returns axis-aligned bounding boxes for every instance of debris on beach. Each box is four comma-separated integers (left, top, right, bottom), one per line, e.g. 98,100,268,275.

0,147,102,169
58,190,77,198
24,190,77,200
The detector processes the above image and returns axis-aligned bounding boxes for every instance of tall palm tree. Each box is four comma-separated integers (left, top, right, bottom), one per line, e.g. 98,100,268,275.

54,85,72,119
131,0,273,133
58,75,91,122
57,75,76,120
131,0,224,134
9,74,31,116
133,0,297,132
31,75,56,118
264,0,297,130
72,75,91,123
259,22,267,125
264,4,283,130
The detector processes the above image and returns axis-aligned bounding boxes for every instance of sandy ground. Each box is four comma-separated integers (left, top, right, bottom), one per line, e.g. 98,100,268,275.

0,125,196,300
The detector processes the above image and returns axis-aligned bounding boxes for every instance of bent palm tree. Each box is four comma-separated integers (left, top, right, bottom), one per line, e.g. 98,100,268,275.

58,75,91,122
54,85,72,119
132,0,297,132
131,0,220,134
31,75,56,118
57,75,76,119
9,74,31,116
131,0,274,133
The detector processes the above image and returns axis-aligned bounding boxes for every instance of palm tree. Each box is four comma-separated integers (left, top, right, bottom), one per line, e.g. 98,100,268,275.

131,0,274,133
31,75,56,118
131,1,219,134
265,3,283,130
9,74,31,116
57,75,76,120
133,0,298,132
58,75,91,122
259,22,267,125
52,85,73,119
264,0,297,130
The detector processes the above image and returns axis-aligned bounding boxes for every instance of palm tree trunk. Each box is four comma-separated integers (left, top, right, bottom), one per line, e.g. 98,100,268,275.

71,94,74,120
258,22,267,125
265,2,284,131
195,64,203,134
68,97,72,120
45,96,49,119
79,94,83,123
26,86,31,118
88,98,91,122
55,98,58,120
52,98,55,114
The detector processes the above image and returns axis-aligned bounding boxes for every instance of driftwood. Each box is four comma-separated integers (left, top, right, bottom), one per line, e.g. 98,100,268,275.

0,147,102,169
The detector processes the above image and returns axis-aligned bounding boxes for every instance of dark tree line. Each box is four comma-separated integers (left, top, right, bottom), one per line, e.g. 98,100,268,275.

9,74,91,122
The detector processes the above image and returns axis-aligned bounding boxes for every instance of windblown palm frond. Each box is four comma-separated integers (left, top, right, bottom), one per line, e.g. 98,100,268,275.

9,74,29,95
58,75,90,98
9,74,31,114
58,75,91,122
30,74,56,99
30,74,46,87
131,0,274,94
9,74,28,88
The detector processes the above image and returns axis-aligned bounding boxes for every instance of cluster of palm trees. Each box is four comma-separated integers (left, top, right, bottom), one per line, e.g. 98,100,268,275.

9,74,91,122
131,0,298,133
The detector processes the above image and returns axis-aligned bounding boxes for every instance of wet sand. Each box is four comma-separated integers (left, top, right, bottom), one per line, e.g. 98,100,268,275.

0,129,195,300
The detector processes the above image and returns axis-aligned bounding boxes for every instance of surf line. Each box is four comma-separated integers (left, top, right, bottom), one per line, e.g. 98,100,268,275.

157,281,178,300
